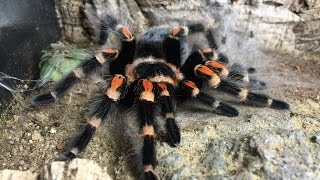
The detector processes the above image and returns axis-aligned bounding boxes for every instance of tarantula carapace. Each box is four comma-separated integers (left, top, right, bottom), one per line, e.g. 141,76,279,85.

32,15,289,179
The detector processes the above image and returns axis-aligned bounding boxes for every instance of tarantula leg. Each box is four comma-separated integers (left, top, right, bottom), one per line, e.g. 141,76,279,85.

99,14,135,43
182,49,254,87
217,80,290,110
188,22,211,34
190,63,288,109
182,80,239,117
181,50,204,77
59,74,126,160
194,64,221,88
157,83,180,147
136,79,157,179
170,21,211,40
181,49,228,80
201,48,266,89
31,48,119,106
170,26,189,39
109,26,136,75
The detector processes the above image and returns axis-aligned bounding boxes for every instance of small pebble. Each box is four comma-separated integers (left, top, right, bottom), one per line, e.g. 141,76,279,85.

56,143,64,150
50,127,57,134
32,130,42,141
310,135,320,144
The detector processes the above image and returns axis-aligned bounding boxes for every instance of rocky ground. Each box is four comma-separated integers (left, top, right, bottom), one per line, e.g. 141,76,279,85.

0,47,319,179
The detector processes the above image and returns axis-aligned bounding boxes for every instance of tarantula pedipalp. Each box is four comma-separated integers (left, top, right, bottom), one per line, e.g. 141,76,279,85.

31,15,289,180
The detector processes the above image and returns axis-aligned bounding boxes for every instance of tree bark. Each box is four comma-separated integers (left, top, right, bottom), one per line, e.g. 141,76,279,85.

54,0,320,54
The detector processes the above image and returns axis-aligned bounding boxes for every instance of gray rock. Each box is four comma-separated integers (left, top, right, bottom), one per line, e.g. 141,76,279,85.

311,135,320,144
0,170,38,180
0,159,111,180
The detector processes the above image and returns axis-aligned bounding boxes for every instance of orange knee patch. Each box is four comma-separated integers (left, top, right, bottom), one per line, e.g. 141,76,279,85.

157,83,170,96
195,65,216,77
106,75,125,101
110,75,125,91
206,60,224,69
183,80,200,97
171,27,181,37
103,48,118,55
140,80,155,102
141,79,153,92
157,83,167,91
183,80,197,89
121,27,133,39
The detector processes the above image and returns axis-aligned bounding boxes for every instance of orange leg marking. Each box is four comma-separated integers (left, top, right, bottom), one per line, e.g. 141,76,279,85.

171,27,181,37
183,80,197,89
195,65,216,77
157,83,167,91
121,27,133,39
141,79,153,92
157,83,170,96
206,60,225,69
110,75,125,91
103,48,118,54
183,80,200,97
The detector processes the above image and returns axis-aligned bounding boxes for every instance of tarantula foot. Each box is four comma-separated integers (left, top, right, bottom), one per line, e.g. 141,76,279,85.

166,119,181,147
57,151,77,161
270,99,290,110
144,171,157,180
249,79,267,90
213,102,240,117
31,92,56,107
247,67,257,74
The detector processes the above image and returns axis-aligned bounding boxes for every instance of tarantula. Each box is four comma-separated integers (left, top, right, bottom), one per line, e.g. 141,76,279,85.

32,15,289,179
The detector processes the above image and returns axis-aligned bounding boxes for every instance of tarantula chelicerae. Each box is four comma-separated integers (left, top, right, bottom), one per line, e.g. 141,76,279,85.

32,15,289,179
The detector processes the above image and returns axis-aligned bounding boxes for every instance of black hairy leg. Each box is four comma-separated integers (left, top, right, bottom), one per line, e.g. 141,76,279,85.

31,48,119,106
217,80,289,109
202,28,266,89
136,79,158,180
198,48,266,90
106,16,136,75
181,80,239,117
59,74,126,160
157,83,180,147
191,63,289,109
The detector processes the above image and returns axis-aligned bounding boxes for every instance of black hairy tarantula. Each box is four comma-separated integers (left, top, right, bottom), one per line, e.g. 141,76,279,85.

32,15,289,179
